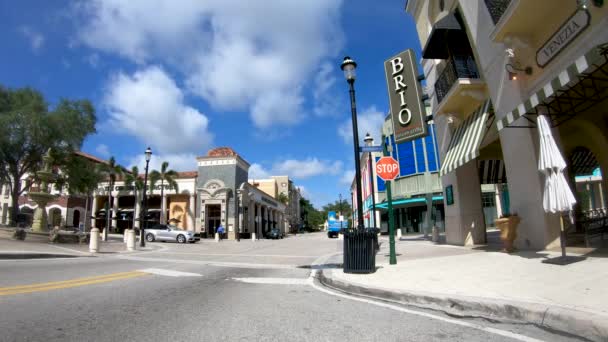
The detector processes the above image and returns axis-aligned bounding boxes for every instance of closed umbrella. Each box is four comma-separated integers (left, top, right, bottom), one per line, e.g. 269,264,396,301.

537,115,576,257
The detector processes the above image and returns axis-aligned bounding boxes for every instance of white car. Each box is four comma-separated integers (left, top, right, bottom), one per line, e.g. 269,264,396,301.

144,224,199,243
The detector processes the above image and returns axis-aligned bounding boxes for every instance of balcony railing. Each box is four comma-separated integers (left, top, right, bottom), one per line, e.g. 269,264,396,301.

434,55,480,105
484,0,512,25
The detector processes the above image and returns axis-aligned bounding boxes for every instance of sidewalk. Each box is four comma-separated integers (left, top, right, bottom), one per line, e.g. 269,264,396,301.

320,235,608,342
0,229,160,257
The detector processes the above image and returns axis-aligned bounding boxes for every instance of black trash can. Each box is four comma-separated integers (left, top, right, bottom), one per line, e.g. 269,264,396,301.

343,227,379,274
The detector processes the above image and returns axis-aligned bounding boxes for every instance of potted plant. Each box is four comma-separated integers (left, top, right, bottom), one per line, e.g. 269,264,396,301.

495,213,520,253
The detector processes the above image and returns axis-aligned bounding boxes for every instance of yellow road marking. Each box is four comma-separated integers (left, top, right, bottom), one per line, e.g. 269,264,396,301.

0,271,149,296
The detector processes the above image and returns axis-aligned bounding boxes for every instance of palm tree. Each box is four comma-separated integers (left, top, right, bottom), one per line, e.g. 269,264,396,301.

124,166,144,230
97,156,123,240
149,161,179,224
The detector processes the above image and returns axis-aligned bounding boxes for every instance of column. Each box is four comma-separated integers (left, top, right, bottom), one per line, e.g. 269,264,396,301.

161,193,167,224
91,195,98,229
134,194,140,229
264,207,269,233
256,204,261,239
499,126,560,249
112,194,119,231
189,194,196,231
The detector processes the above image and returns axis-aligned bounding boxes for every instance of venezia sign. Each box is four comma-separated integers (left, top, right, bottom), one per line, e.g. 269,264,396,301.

536,9,590,68
384,49,427,143
97,184,175,192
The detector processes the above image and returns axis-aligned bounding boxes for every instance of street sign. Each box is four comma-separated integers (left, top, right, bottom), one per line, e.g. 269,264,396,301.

359,145,383,153
376,157,400,181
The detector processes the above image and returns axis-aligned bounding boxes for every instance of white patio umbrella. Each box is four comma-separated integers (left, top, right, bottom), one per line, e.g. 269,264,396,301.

537,115,576,257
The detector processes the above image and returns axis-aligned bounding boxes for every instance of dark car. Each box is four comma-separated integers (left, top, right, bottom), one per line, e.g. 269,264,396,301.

266,228,283,240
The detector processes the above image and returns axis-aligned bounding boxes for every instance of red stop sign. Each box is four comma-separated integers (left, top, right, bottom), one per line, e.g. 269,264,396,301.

376,157,400,181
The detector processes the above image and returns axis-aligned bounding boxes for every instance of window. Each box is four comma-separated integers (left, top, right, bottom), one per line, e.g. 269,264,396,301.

481,192,496,208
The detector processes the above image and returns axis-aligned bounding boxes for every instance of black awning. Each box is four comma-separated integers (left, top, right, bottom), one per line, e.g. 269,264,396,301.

422,13,469,59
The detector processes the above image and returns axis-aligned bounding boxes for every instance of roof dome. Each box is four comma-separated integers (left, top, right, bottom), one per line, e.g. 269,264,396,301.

207,147,238,157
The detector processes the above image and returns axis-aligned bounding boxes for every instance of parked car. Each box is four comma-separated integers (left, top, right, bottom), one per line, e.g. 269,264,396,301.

144,224,199,243
265,228,283,240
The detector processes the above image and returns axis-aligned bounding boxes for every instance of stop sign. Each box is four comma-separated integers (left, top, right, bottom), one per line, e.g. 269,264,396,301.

376,157,400,181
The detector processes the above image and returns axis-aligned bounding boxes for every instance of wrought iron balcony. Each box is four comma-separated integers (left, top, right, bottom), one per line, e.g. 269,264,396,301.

434,55,480,105
485,0,512,25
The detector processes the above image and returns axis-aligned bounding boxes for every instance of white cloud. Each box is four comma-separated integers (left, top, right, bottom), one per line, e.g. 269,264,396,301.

103,66,213,155
338,106,385,146
127,153,197,172
75,0,344,129
339,170,355,185
87,53,100,68
19,26,44,52
248,163,271,180
273,158,343,179
95,144,110,158
313,62,341,117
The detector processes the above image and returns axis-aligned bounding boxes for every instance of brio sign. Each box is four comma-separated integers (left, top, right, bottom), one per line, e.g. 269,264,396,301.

376,157,400,181
384,49,428,143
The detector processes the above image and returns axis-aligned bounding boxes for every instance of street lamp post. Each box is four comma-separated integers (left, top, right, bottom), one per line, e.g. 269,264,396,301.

140,147,152,247
341,56,364,230
339,193,343,231
364,133,377,228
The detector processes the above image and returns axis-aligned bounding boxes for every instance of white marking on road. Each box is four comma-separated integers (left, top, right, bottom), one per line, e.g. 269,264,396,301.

118,255,298,269
139,268,202,277
156,251,318,259
232,277,310,285
45,244,91,255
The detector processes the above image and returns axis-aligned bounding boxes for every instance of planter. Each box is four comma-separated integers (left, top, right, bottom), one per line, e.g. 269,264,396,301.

495,215,520,253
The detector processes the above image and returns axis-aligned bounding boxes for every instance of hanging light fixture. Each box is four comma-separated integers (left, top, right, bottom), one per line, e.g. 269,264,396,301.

506,63,533,81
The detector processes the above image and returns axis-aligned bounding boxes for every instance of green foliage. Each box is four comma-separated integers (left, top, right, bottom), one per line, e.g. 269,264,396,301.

55,154,104,196
277,192,289,205
149,161,179,224
0,85,96,225
320,198,353,225
299,197,324,230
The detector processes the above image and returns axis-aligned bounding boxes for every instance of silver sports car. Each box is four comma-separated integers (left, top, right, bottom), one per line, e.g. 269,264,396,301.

144,224,199,243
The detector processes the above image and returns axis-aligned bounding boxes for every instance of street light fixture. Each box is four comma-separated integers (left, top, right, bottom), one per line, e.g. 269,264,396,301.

140,147,152,247
341,56,364,230
364,132,377,228
339,193,343,231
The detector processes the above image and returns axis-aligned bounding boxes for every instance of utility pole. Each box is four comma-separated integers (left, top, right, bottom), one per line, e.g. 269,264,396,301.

383,136,397,265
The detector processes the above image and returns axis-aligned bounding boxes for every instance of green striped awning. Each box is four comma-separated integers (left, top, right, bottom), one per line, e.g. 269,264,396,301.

497,44,606,131
439,100,492,176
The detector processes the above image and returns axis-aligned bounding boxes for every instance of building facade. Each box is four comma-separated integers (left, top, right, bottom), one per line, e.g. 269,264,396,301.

406,0,608,249
251,176,302,233
4,147,296,240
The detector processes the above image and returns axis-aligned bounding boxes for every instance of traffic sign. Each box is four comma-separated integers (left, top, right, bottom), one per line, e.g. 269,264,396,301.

359,145,383,153
376,157,399,181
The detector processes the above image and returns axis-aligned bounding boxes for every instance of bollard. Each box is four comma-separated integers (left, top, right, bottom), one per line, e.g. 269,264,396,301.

432,226,439,243
126,229,136,251
251,232,256,241
101,229,106,241
215,232,220,242
397,228,402,239
123,230,128,243
338,233,344,240
89,228,100,253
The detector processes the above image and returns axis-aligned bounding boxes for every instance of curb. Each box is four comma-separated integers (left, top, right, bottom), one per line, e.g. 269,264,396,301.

0,253,87,259
318,269,608,342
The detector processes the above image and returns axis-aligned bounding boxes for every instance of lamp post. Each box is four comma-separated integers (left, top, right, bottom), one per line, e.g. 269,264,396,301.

339,193,343,231
341,56,364,230
140,147,152,247
364,133,377,228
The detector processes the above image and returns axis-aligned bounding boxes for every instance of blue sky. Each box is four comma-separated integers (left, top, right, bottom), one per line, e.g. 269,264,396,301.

0,0,421,208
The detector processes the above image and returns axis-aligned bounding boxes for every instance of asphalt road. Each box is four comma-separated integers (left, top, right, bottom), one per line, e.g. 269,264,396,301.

0,233,583,342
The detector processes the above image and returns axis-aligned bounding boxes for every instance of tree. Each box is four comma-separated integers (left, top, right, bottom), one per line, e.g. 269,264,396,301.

124,166,144,229
0,86,96,226
149,161,179,224
321,199,353,228
97,156,123,240
54,153,104,231
299,197,324,231
277,192,289,205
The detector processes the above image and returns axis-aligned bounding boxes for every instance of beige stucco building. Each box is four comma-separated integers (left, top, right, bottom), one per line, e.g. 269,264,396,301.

405,0,608,249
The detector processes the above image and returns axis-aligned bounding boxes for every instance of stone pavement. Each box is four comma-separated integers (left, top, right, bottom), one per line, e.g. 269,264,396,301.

0,229,160,257
320,234,608,342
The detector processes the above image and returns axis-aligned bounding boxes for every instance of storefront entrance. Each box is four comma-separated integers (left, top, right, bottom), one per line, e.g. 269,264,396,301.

205,204,221,238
